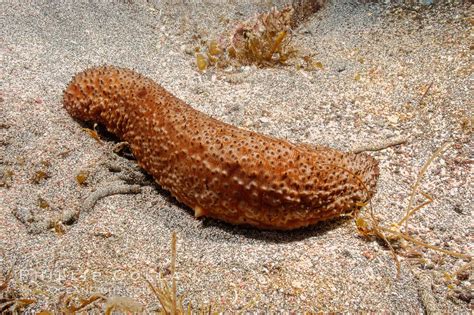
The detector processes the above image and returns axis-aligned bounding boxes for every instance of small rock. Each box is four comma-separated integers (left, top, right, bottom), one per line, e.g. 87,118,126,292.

456,271,469,281
299,27,311,35
13,207,34,223
181,45,193,55
227,105,241,113
423,262,435,270
257,274,267,285
454,290,471,303
363,250,375,260
342,249,352,258
449,188,458,196
292,280,303,290
191,86,206,95
452,204,464,215
387,115,399,124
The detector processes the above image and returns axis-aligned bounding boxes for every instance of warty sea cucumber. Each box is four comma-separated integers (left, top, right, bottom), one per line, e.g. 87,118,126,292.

63,66,379,230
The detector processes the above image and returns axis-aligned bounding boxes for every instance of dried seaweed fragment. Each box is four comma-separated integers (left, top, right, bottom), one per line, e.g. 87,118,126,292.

0,168,14,188
145,232,208,314
37,196,50,209
104,296,143,314
356,141,473,276
31,170,49,184
208,39,222,56
58,293,105,313
195,53,208,71
75,170,89,185
82,126,102,144
0,265,36,313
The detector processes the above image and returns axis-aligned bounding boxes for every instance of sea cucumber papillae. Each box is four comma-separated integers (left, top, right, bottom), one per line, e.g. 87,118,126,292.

63,66,379,230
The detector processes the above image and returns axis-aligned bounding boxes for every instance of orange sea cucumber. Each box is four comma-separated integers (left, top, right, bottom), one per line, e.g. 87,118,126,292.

63,66,379,230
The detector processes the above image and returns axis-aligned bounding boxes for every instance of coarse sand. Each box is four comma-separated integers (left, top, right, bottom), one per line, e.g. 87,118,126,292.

0,0,472,312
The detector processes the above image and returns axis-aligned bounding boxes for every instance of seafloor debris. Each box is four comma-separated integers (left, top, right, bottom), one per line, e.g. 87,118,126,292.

195,4,317,70
193,1,329,70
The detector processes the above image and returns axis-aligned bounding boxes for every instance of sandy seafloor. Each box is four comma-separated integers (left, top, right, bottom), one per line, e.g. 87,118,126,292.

0,0,472,313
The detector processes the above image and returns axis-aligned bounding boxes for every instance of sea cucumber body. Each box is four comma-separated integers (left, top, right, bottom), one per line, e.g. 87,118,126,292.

63,66,379,230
